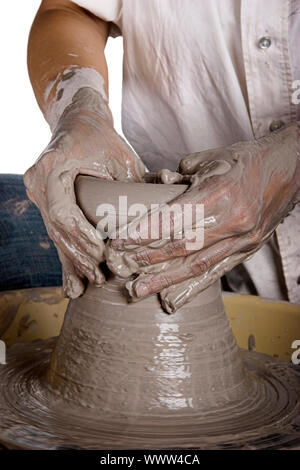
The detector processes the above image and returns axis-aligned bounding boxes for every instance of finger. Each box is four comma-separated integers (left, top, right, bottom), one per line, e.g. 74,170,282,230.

46,163,107,252
179,150,218,174
160,249,258,313
50,226,105,286
46,165,107,283
115,226,220,271
106,241,175,278
110,164,234,253
126,236,239,298
179,147,231,174
188,160,232,189
105,133,146,182
107,204,233,274
156,169,186,184
57,203,106,261
57,248,86,299
109,200,184,249
41,206,105,284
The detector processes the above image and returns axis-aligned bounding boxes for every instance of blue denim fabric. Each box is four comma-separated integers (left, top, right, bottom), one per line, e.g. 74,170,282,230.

0,174,62,291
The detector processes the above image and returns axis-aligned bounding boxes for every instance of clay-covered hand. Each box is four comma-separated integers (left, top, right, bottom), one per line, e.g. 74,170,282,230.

24,87,146,299
107,123,300,312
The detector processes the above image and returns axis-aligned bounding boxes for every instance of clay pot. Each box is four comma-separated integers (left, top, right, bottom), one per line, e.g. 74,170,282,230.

0,176,299,450
46,176,249,415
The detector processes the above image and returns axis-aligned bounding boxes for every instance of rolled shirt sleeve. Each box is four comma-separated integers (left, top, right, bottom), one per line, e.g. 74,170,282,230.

71,0,122,36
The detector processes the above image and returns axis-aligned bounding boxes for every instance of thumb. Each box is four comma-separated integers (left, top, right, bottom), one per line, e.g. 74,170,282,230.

179,146,233,175
57,248,85,299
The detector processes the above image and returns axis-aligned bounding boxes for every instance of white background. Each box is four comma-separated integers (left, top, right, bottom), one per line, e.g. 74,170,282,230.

0,0,123,174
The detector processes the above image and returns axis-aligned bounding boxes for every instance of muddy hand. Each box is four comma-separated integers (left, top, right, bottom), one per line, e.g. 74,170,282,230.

107,123,300,312
24,87,146,299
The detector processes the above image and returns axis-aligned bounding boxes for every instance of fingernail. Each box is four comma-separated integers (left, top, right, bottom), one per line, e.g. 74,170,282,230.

134,282,150,298
160,295,175,314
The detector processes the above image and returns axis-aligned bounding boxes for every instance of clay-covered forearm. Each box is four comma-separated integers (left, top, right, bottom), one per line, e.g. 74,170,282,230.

28,0,109,130
24,1,146,300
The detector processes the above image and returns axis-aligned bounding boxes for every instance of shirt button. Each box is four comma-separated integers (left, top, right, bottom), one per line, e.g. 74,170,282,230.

269,120,285,132
259,36,272,49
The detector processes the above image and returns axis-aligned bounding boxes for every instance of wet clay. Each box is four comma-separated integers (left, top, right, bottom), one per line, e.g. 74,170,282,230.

104,123,300,311
0,176,300,450
24,87,147,300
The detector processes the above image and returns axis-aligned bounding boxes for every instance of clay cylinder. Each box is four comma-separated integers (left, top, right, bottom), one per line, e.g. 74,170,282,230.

46,176,250,417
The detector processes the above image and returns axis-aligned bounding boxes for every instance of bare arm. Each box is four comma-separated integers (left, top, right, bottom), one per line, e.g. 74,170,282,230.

28,0,109,121
25,0,146,299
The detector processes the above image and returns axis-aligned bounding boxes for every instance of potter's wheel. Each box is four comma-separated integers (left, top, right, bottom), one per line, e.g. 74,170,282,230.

0,338,300,449
1,176,300,450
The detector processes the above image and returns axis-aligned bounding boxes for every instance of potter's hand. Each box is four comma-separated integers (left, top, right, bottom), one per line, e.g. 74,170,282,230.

24,87,146,298
107,123,299,312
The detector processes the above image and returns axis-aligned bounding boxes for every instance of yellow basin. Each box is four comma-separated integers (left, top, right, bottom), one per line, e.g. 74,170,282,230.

0,287,299,362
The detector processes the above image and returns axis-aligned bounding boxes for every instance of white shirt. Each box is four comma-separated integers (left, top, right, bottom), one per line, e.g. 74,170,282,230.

72,0,300,303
